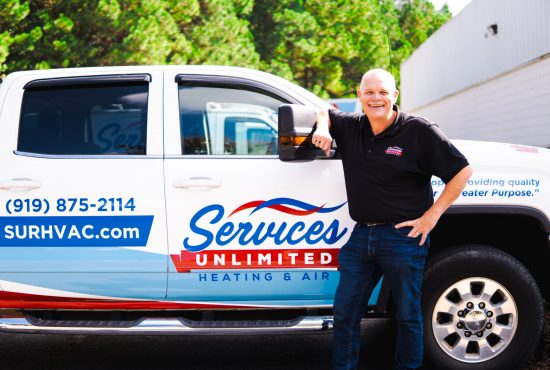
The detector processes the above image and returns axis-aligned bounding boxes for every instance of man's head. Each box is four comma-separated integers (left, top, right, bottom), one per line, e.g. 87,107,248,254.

357,69,399,122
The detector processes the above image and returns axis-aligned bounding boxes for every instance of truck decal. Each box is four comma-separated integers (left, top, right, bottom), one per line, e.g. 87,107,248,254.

183,201,348,252
182,199,348,253
173,199,348,273
0,216,153,246
0,290,259,310
170,248,339,273
229,198,347,216
5,197,137,215
432,176,543,198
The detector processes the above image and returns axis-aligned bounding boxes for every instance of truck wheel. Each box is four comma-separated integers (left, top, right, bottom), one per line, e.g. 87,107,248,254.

422,245,544,370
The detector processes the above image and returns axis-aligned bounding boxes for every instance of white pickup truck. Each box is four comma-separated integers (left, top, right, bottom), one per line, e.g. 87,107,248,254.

0,66,547,370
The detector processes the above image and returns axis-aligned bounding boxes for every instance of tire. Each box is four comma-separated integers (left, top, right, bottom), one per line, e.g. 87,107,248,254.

422,245,544,370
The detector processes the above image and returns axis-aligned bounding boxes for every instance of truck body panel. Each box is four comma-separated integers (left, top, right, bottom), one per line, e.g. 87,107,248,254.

0,65,547,369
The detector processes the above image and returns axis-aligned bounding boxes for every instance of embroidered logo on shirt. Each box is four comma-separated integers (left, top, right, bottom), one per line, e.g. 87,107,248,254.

385,146,403,157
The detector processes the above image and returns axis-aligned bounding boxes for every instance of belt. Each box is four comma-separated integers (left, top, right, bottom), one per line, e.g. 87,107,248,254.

358,222,387,227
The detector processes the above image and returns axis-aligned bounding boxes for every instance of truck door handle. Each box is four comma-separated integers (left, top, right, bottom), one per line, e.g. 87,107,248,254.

0,178,42,190
173,177,222,190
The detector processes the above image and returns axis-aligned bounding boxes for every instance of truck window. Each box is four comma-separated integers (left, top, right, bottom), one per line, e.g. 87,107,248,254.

18,83,148,155
178,85,284,155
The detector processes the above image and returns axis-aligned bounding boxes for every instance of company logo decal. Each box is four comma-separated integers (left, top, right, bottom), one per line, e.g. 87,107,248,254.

385,146,403,157
170,198,348,273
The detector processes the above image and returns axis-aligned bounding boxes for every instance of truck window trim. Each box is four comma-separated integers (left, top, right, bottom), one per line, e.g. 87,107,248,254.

164,154,278,160
24,74,152,90
175,74,298,105
13,151,161,160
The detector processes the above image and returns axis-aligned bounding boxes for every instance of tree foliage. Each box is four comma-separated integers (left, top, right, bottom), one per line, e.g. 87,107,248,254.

0,0,451,97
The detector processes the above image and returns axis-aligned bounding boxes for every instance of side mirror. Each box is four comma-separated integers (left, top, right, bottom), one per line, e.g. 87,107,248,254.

278,104,331,162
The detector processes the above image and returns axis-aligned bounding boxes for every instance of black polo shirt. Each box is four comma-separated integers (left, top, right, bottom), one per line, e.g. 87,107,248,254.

329,106,469,224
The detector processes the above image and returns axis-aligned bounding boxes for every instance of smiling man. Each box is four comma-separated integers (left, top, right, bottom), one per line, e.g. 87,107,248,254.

312,69,473,370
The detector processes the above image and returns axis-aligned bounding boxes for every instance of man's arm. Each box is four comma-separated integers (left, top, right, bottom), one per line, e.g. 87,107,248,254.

396,165,473,246
312,109,332,156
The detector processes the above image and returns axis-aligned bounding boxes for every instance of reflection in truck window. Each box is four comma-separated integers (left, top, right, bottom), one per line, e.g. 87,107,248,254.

207,103,277,155
178,85,285,155
223,117,277,155
18,83,148,155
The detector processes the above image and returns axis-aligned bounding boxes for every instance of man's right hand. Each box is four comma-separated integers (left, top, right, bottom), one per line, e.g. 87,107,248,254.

313,110,333,156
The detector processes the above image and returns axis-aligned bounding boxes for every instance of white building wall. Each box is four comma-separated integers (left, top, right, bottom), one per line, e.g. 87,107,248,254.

400,0,550,147
411,55,550,147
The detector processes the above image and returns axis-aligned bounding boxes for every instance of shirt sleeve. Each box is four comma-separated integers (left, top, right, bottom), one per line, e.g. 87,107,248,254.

420,123,469,183
328,109,344,141
328,110,361,144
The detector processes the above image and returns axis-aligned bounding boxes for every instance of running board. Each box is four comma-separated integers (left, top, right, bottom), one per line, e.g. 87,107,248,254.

0,316,334,335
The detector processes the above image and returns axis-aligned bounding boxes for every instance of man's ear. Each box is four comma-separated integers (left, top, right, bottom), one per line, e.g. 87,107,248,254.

394,89,399,101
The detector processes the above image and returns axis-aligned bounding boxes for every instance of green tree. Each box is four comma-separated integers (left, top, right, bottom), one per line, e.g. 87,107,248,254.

250,0,450,97
0,0,31,74
1,0,260,73
2,1,122,72
0,0,452,97
251,0,393,98
105,0,260,67
387,0,452,89
105,0,197,65
399,0,451,48
186,0,261,67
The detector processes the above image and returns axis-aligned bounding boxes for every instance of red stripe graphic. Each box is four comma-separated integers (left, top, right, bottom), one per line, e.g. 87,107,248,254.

228,200,264,217
228,200,325,217
0,291,256,310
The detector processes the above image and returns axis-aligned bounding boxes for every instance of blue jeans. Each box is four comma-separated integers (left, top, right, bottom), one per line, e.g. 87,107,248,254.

332,223,429,370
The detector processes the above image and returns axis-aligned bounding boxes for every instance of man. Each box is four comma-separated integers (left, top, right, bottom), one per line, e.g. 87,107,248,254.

312,69,472,370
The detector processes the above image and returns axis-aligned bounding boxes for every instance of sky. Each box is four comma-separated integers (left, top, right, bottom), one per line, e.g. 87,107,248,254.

429,0,473,15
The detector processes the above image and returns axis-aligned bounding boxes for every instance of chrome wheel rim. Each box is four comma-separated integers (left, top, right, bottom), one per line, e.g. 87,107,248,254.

431,277,518,363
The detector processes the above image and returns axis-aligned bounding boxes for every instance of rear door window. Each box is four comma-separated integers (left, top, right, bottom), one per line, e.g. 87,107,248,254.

18,78,149,155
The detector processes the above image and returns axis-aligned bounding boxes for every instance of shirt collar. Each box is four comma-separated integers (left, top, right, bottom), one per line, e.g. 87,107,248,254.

362,104,403,138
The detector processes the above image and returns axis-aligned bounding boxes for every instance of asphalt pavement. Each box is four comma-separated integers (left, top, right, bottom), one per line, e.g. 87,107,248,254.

0,308,547,370
0,319,392,370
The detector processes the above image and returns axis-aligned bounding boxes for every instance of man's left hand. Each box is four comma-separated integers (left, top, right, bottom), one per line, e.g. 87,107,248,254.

395,166,473,246
395,210,441,246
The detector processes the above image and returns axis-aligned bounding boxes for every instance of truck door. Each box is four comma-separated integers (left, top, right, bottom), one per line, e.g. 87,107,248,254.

163,72,353,308
0,71,168,306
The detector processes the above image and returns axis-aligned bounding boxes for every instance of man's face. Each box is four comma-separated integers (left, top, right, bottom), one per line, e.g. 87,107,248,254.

357,74,399,121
